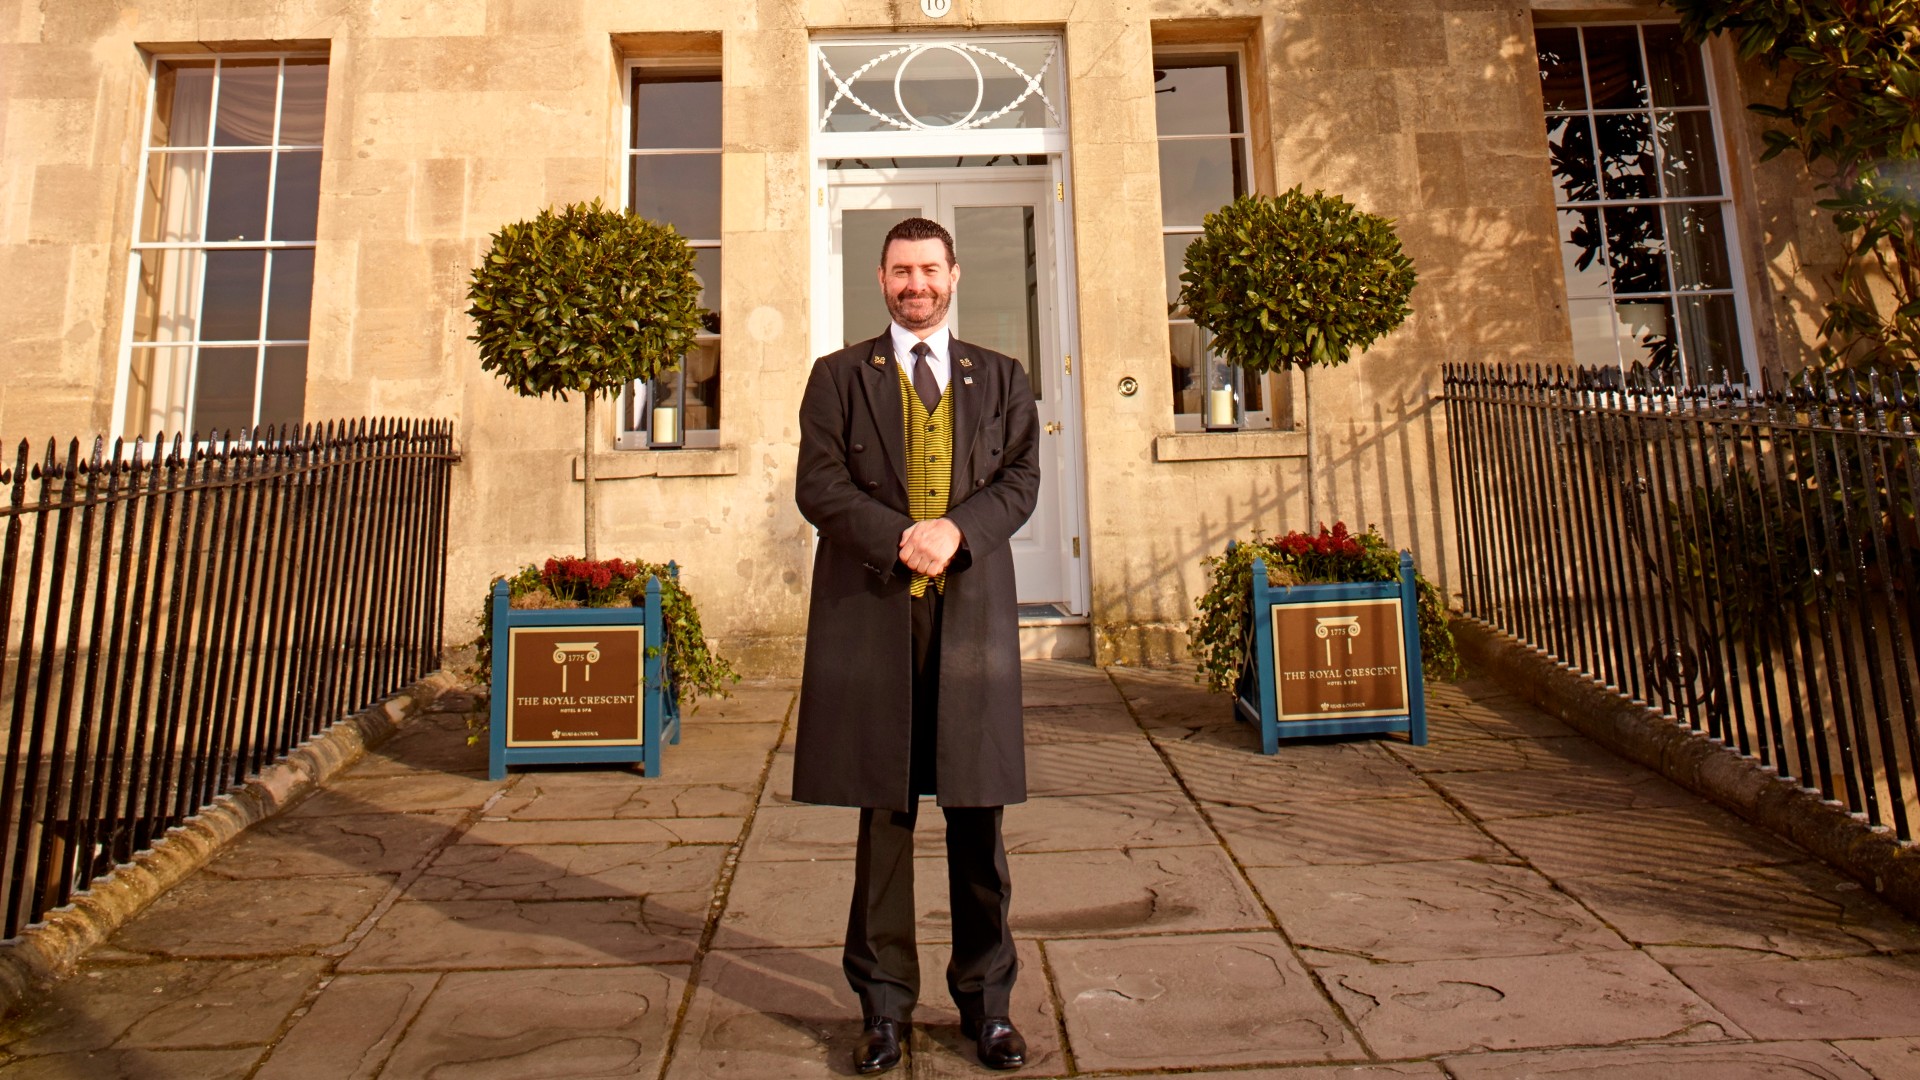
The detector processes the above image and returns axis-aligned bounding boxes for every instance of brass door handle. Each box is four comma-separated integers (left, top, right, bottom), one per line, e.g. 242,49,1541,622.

1044,422,1061,434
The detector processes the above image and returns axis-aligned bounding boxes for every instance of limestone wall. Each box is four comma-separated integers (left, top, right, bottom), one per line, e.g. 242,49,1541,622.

0,0,1832,673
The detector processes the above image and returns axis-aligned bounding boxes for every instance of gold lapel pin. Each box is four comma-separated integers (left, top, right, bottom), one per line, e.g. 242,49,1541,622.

958,357,973,369
963,376,974,385
872,356,886,367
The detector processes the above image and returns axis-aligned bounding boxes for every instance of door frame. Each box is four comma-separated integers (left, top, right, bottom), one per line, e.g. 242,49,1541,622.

807,35,1089,616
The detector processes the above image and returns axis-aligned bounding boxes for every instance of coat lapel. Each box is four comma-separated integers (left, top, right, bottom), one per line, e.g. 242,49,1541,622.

856,329,908,493
947,337,986,477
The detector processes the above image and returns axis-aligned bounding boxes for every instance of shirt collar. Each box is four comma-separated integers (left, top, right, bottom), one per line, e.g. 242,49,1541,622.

889,322,951,369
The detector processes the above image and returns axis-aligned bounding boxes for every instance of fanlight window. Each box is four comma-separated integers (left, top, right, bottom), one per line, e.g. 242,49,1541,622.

817,38,1064,134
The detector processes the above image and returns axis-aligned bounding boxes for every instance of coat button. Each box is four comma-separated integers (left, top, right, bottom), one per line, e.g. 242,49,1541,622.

865,481,879,491
975,479,985,488
991,448,1000,456
852,443,865,452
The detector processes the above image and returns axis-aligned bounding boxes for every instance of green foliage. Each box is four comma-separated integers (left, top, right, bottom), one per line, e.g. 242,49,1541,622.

466,199,706,401
1177,188,1417,374
469,557,740,743
1669,0,1920,369
1191,523,1460,696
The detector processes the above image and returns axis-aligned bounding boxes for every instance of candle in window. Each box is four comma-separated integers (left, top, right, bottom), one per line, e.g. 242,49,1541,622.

652,406,679,445
1207,386,1236,428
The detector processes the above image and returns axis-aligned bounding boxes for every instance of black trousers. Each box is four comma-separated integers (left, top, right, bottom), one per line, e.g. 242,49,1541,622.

843,589,1017,1023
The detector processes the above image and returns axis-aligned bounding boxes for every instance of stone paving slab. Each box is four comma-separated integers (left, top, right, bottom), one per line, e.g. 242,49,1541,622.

1666,953,1920,1041
1207,796,1506,867
7,661,1920,1078
1555,862,1920,958
1482,804,1807,879
1441,1040,1876,1079
379,966,685,1079
252,971,439,1080
341,898,702,971
1046,932,1361,1071
0,956,325,1055
1832,1037,1920,1077
1315,950,1742,1056
111,874,393,958
1248,859,1628,962
0,1047,262,1079
1427,765,1700,819
203,810,467,878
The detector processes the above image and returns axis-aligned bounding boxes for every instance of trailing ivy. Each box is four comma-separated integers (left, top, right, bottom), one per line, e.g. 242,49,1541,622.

1191,523,1459,696
468,557,739,741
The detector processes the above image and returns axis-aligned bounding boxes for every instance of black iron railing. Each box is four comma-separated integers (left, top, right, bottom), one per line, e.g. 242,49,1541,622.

0,419,457,937
1445,364,1920,841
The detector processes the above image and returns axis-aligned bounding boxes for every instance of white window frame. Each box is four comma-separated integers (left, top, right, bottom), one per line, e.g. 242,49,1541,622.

1153,44,1284,432
617,57,723,451
113,51,328,442
1537,20,1760,385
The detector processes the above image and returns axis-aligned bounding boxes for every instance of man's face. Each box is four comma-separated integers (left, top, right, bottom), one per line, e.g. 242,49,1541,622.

878,236,959,333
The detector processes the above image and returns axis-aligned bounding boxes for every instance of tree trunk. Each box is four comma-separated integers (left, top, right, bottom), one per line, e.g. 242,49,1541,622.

583,394,598,561
1303,367,1316,528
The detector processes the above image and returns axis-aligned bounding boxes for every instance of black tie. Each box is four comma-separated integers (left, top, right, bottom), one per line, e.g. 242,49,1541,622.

911,342,941,413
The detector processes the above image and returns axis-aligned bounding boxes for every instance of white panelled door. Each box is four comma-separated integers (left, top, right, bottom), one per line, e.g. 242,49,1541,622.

829,171,1079,610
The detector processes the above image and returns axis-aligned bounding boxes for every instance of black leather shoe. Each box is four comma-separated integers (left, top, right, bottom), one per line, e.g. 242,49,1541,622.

854,1016,906,1075
962,1016,1026,1070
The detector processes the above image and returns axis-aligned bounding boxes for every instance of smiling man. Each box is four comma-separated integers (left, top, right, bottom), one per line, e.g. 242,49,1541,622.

793,217,1041,1075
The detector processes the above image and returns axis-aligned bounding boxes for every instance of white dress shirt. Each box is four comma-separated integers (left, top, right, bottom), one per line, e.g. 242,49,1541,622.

889,322,952,396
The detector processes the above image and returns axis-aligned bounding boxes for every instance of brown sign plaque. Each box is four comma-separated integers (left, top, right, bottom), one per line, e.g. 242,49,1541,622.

1270,596,1410,722
505,626,645,747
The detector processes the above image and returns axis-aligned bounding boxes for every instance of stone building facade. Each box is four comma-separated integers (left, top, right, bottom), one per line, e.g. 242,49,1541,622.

0,0,1830,673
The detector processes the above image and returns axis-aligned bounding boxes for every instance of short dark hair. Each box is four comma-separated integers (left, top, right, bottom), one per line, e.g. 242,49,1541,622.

880,217,956,268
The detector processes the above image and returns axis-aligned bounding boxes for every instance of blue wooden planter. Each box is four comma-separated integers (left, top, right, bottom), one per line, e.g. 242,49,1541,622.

487,573,681,781
1234,550,1428,754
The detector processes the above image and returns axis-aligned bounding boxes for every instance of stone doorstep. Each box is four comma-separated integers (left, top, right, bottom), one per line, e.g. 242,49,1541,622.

1452,618,1920,925
0,670,468,1023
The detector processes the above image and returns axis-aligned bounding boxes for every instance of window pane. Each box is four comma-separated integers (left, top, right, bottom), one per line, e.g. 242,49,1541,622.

279,60,329,144
1665,203,1732,290
841,208,916,345
1535,29,1586,111
1169,321,1206,415
630,154,720,240
1595,112,1656,200
200,250,265,340
1657,111,1722,197
213,61,281,146
1568,298,1620,366
895,46,987,128
124,346,193,435
260,345,307,429
1644,25,1708,108
266,248,314,339
1583,27,1648,110
1603,204,1669,294
692,247,721,333
141,151,206,243
633,75,721,149
1158,137,1241,226
1677,293,1740,383
272,150,322,241
682,339,720,431
1557,208,1611,295
1153,64,1238,136
1165,232,1198,311
192,347,258,435
1546,115,1598,202
205,151,272,241
953,205,1039,392
151,61,213,147
1616,297,1679,373
132,249,204,343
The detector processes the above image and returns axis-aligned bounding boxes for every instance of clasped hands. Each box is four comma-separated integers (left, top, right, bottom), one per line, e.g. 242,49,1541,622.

899,518,962,577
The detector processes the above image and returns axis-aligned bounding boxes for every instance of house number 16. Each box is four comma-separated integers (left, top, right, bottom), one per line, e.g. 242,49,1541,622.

921,0,951,17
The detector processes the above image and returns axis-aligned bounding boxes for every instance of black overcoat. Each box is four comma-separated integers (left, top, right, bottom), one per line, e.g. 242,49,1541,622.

793,329,1041,811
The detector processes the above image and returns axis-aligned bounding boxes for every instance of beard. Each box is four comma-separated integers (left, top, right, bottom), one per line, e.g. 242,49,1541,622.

885,282,952,332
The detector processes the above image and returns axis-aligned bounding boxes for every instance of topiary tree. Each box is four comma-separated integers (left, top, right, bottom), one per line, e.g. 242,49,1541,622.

466,199,705,560
1178,187,1417,518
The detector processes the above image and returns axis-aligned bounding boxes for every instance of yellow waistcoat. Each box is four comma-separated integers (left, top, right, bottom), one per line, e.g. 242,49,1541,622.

896,363,954,597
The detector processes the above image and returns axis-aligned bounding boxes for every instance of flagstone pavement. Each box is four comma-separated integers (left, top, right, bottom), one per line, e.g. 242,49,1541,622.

3,661,1919,1079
